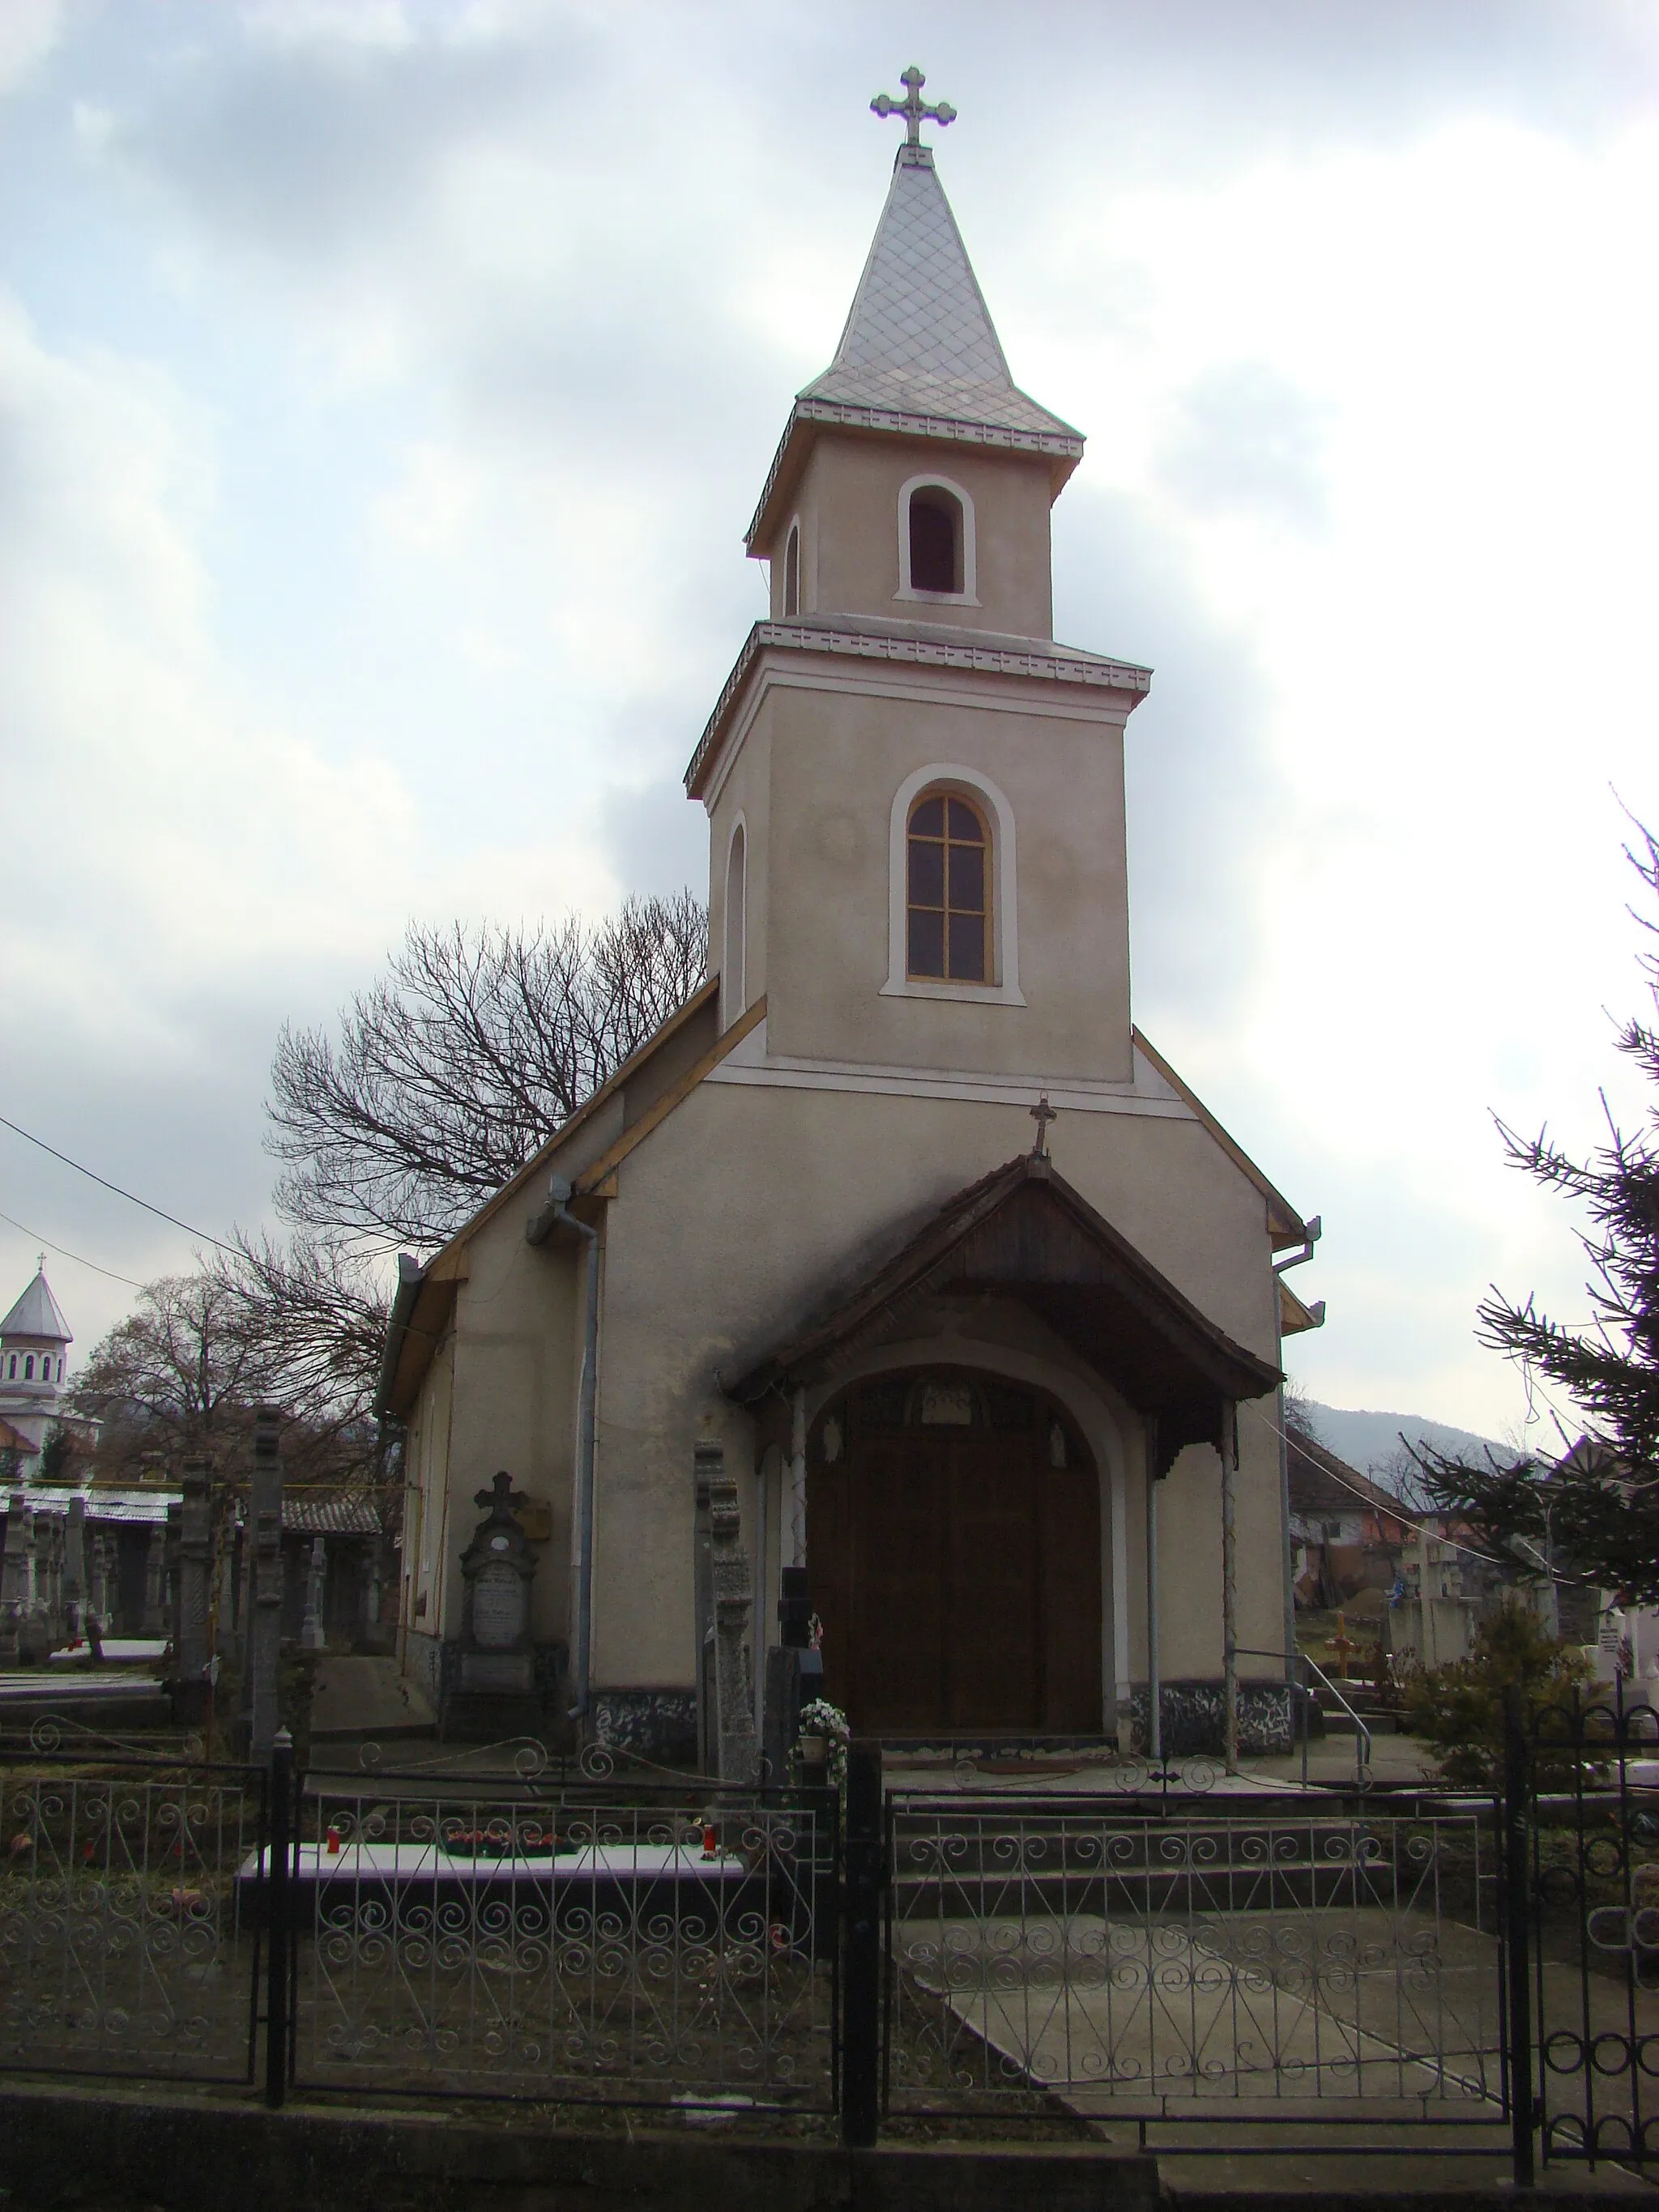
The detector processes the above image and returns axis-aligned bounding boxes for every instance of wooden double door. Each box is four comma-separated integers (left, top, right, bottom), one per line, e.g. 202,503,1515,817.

807,1409,1102,1735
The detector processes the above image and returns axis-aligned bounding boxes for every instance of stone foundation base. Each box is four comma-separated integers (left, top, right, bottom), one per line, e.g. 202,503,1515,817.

591,1687,697,1769
1123,1677,1294,1757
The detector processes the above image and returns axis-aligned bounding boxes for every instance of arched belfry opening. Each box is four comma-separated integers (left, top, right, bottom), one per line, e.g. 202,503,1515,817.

907,484,962,594
723,820,746,1024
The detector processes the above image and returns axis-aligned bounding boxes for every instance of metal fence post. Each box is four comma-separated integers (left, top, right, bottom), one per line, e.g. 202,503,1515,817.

842,1739,883,2148
1502,1685,1536,2187
265,1725,293,2110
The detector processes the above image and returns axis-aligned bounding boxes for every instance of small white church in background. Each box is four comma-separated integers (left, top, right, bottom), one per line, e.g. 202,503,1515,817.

0,1262,74,1480
380,75,1324,1762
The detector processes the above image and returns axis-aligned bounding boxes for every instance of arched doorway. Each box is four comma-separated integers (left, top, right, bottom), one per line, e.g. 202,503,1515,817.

805,1366,1101,1734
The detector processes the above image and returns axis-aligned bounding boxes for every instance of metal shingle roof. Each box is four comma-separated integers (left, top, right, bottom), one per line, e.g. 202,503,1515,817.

799,146,1077,444
0,1266,72,1345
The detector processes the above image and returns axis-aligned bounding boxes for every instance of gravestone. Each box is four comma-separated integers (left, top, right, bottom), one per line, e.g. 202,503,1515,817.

440,1472,542,1741
142,1521,167,1635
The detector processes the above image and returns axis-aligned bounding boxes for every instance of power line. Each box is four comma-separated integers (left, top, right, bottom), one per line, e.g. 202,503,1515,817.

0,1206,147,1290
0,1113,239,1259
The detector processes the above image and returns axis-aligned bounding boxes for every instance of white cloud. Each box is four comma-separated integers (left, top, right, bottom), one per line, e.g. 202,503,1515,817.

8,1,1659,1434
0,0,62,95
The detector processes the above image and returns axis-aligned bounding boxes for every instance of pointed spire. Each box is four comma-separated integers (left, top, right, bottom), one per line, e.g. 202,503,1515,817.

0,1264,72,1346
746,133,1082,553
800,146,1076,444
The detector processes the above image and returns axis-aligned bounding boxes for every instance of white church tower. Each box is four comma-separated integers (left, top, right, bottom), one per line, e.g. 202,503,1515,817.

0,1261,73,1472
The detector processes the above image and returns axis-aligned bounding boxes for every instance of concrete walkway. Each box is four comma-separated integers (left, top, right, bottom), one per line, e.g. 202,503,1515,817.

307,1654,436,1743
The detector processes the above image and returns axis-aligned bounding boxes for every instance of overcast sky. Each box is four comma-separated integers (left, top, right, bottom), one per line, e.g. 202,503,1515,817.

3,0,1657,1447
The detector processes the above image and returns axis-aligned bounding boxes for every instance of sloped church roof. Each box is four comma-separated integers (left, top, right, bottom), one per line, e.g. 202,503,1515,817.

0,1264,71,1345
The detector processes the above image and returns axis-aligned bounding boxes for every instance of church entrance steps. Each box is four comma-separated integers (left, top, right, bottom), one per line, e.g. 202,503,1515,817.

884,1790,1497,2131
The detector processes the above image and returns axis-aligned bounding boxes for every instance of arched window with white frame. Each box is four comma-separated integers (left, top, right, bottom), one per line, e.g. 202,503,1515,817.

783,520,800,617
897,474,978,604
881,765,1024,1004
722,818,747,1026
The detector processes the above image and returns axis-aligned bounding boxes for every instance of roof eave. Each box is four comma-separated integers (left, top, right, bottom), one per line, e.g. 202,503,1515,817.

745,399,1085,557
685,621,1151,803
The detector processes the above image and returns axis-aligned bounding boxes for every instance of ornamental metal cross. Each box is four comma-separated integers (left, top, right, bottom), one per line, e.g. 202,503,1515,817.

871,65,956,148
1029,1094,1058,1159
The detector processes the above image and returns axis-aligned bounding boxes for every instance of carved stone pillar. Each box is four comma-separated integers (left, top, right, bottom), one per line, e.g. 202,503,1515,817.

301,1535,327,1651
0,1494,25,1660
64,1495,87,1642
245,1409,284,1760
706,1447,758,1785
176,1463,213,1716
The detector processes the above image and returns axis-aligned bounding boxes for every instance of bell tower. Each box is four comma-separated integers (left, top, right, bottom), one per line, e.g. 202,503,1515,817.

689,73,1151,1089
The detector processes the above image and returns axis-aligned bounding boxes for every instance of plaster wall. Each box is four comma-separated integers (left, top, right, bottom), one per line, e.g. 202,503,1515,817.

580,1077,1284,1697
407,1065,1290,1713
769,433,1056,638
712,676,1132,1080
405,1227,582,1651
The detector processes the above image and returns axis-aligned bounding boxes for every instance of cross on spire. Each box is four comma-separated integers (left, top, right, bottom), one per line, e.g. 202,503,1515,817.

1029,1094,1058,1160
870,65,956,150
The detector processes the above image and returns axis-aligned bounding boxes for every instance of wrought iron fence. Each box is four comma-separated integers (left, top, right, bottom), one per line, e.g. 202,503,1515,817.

286,1764,838,2110
884,1794,1500,2120
0,1733,264,2085
1527,1692,1659,2169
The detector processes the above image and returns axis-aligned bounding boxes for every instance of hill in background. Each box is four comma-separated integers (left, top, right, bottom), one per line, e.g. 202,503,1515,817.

1303,1400,1508,1482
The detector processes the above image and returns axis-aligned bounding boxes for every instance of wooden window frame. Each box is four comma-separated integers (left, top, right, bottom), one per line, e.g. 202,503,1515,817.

905,790,991,984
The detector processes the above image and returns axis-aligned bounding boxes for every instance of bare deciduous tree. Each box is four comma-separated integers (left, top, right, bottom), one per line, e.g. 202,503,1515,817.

266,893,707,1252
69,1255,385,1487
68,1272,283,1479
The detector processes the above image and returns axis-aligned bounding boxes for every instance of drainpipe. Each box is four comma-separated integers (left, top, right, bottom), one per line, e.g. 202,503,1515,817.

527,1174,600,1722
1145,1422,1162,1765
1222,1402,1239,1775
789,1387,808,1569
753,1451,769,1741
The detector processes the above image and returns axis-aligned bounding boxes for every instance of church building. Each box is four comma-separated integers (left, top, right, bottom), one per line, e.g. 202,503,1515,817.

380,77,1323,1762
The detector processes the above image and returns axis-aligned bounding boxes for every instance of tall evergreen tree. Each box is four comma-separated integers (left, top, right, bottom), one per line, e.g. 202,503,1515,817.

1420,820,1659,1601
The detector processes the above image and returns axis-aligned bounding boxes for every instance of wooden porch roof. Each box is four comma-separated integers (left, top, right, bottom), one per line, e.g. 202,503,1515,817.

727,1152,1281,1474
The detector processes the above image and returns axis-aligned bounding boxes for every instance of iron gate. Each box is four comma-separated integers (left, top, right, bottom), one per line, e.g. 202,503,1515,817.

1527,1691,1659,2169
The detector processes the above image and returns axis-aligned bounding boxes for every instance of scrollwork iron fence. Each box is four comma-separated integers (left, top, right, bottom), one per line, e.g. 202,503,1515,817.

0,1740,264,2084
287,1771,838,2109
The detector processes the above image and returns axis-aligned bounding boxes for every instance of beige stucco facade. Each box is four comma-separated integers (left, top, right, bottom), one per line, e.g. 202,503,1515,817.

386,130,1319,1758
